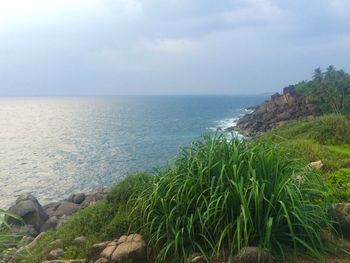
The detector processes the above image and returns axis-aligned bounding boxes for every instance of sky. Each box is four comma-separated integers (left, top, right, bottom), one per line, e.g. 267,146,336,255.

0,0,350,95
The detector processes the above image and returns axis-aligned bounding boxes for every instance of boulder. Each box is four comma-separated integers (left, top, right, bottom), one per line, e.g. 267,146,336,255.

10,224,38,237
72,236,86,247
7,193,48,232
110,234,146,263
96,234,146,263
20,236,34,245
68,193,86,204
26,232,47,250
43,202,61,217
232,247,271,263
52,202,80,217
47,248,65,260
41,216,59,232
87,241,110,262
309,160,324,170
48,239,64,250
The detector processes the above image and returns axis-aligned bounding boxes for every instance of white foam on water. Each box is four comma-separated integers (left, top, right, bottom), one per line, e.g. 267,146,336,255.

209,117,239,131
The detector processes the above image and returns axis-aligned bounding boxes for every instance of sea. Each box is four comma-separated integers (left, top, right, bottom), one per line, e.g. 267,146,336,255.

0,95,267,208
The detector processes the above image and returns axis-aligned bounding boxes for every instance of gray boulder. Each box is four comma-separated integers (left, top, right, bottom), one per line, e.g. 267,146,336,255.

41,216,59,232
47,248,64,260
7,193,48,232
68,193,86,204
52,202,80,217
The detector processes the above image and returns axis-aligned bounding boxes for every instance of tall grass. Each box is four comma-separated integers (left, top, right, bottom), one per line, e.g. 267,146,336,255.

0,209,22,253
136,134,333,262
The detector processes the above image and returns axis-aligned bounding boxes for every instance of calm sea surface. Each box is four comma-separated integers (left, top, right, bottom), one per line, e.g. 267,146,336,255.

0,96,266,208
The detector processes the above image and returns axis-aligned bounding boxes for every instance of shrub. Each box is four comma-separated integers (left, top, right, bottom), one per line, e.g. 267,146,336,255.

312,115,350,145
136,135,333,262
328,169,350,202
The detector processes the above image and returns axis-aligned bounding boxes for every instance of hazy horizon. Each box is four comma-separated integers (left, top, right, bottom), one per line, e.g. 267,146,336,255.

1,0,350,96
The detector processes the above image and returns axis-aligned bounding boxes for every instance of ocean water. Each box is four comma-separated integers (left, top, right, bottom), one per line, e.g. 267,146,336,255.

0,95,266,208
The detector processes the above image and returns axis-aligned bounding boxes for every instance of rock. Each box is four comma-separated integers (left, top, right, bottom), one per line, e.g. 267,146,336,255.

100,241,118,259
41,260,86,263
48,239,64,250
26,232,47,250
191,255,206,263
41,216,59,232
11,224,38,237
73,193,86,204
72,236,86,246
43,202,61,217
47,248,65,260
80,190,107,209
332,203,350,239
309,160,324,170
232,247,271,263
6,193,48,232
56,215,71,229
53,202,80,217
20,235,34,245
87,241,110,262
110,234,146,263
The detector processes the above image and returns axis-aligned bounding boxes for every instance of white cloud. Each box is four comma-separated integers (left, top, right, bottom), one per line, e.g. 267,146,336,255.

223,0,289,25
0,0,142,31
143,39,200,54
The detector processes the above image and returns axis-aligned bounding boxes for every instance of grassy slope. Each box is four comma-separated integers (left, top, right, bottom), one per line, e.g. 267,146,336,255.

21,115,350,262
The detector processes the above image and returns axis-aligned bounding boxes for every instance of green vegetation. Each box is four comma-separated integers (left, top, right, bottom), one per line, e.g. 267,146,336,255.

296,66,350,115
135,135,333,262
0,210,22,262
263,115,350,171
328,169,350,202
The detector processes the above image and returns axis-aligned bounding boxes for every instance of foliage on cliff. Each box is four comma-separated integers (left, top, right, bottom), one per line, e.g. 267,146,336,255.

296,66,350,115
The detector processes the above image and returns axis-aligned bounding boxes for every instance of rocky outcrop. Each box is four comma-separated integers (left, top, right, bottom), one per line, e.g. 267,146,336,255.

6,188,109,237
232,86,320,136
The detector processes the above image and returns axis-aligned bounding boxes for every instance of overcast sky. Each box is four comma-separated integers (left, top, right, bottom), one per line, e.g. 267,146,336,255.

0,0,350,95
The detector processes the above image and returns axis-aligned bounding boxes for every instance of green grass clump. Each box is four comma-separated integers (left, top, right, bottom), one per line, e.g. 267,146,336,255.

22,172,150,263
280,139,350,171
136,135,333,262
328,169,350,202
265,114,350,145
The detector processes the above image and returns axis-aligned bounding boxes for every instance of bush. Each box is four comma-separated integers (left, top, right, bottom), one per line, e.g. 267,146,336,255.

328,169,350,202
312,115,350,145
136,135,333,262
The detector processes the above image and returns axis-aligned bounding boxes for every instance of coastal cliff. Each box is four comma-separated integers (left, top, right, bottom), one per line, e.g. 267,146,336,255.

232,86,320,136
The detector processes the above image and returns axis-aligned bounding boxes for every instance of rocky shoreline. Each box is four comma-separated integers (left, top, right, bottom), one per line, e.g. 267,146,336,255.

229,86,320,136
6,189,109,238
